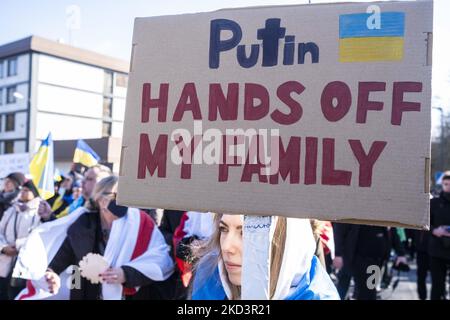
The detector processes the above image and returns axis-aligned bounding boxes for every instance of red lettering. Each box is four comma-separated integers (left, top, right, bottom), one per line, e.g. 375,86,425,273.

209,83,239,121
173,83,202,121
137,134,168,179
349,140,387,187
356,82,386,123
321,81,352,122
271,81,304,125
174,136,202,179
270,136,300,184
244,83,270,120
322,138,352,185
141,83,169,123
218,135,243,182
304,137,318,185
391,82,422,125
241,136,268,183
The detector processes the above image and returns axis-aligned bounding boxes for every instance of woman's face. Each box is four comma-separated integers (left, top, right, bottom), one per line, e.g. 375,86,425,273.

3,178,16,193
219,214,243,286
19,187,34,202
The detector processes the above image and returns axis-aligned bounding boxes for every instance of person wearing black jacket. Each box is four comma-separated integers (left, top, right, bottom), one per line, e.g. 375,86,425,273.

0,172,25,220
48,210,149,299
44,176,176,300
428,173,450,300
333,223,407,300
159,210,188,299
412,228,431,300
159,210,185,257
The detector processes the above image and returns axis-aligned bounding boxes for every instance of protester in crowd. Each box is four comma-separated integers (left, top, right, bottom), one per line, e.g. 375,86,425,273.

0,179,41,300
310,219,336,270
411,193,435,300
71,180,82,202
333,223,408,300
428,173,450,300
320,221,336,274
46,174,74,218
0,172,26,220
158,209,185,299
330,221,352,299
333,257,352,299
190,214,339,300
403,228,416,260
412,228,431,300
14,175,175,300
39,164,112,222
172,211,214,299
159,210,185,254
68,163,87,179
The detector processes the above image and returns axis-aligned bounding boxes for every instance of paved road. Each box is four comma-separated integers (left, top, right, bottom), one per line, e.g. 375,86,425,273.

383,262,428,300
337,260,438,300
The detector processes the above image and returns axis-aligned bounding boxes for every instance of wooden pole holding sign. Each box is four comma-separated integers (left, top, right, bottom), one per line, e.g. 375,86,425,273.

242,216,272,300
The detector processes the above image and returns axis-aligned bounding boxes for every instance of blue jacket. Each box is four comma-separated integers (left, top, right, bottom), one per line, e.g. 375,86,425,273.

192,255,340,300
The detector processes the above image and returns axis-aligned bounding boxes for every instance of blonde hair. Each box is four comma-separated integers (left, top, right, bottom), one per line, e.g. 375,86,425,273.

269,217,286,298
87,175,118,210
310,219,323,237
90,164,112,182
191,214,286,300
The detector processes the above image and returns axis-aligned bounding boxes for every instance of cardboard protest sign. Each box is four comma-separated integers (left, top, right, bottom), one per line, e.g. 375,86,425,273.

0,153,30,179
118,1,432,229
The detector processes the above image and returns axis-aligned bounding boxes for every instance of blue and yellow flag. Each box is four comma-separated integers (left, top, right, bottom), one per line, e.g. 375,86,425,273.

73,139,100,167
339,12,405,62
29,133,55,200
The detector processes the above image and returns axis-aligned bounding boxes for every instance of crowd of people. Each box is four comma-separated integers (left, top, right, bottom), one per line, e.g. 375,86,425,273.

0,164,449,300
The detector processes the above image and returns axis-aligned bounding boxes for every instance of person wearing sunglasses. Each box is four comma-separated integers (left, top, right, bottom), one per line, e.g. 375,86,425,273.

14,176,175,300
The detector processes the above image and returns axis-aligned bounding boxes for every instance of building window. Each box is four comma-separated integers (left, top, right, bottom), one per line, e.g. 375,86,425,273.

104,71,113,94
0,61,3,78
103,97,112,119
0,88,3,106
4,141,14,154
5,114,15,132
7,58,17,77
102,122,112,137
115,74,128,88
6,86,17,104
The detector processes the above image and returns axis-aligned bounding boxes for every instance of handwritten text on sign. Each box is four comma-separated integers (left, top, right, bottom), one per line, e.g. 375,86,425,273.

136,16,422,188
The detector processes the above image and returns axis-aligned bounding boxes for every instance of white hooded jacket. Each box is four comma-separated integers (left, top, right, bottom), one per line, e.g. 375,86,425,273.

0,197,41,278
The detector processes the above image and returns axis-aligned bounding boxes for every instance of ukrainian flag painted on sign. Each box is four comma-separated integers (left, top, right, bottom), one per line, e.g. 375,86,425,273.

339,12,405,62
73,139,100,167
29,133,55,200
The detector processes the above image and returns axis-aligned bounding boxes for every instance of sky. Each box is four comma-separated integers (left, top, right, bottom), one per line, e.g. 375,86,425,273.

1,0,448,136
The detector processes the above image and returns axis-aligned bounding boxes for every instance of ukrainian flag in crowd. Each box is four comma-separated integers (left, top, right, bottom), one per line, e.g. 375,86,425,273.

339,12,405,62
29,133,55,200
73,139,100,167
